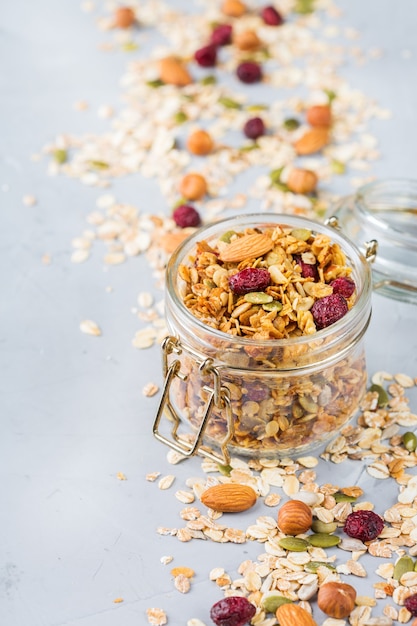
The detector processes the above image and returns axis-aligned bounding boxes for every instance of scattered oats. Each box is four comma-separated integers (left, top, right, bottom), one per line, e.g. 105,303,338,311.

264,493,281,507
97,105,114,119
394,373,414,388
366,461,390,479
339,537,367,552
142,382,159,397
210,567,225,581
146,607,167,625
132,327,157,349
146,471,160,482
22,194,37,206
174,574,191,593
138,292,154,308
74,100,89,111
104,252,126,265
175,490,195,504
160,555,173,565
116,472,127,480
398,606,412,623
80,319,102,336
187,620,207,626
346,559,367,577
80,1,95,13
113,597,123,603
297,456,319,468
322,619,347,626
41,253,52,265
166,450,187,465
96,194,115,209
177,528,193,542
363,618,393,626
224,528,246,543
157,527,177,536
71,249,90,263
158,474,175,490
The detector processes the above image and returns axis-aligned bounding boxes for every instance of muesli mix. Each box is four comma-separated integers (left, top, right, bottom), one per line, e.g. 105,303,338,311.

170,221,367,456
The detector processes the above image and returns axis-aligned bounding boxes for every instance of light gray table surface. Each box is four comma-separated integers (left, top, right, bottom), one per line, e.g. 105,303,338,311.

1,1,417,625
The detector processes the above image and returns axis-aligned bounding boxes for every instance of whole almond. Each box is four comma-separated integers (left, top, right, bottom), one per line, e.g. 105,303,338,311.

277,499,313,535
219,233,273,263
306,104,332,127
233,30,262,51
294,127,329,155
159,56,192,86
317,581,356,618
186,129,214,156
275,603,318,626
221,0,247,17
200,483,257,512
287,168,318,194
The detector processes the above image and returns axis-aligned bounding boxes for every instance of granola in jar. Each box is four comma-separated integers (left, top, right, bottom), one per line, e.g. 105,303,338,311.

160,214,372,458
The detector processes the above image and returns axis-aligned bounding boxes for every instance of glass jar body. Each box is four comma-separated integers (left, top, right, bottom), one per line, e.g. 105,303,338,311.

161,213,372,459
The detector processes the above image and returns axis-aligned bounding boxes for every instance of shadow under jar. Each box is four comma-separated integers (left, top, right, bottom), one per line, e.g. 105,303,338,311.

154,213,373,462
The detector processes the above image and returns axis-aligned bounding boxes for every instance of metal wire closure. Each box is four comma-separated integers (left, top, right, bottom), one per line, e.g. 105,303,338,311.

152,336,234,465
325,214,379,263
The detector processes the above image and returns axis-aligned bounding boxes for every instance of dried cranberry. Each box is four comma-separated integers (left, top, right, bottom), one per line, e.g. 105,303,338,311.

245,383,269,402
294,254,319,281
236,61,262,84
243,117,265,140
210,23,233,47
172,204,201,228
229,268,271,295
330,276,356,298
311,293,348,329
405,593,417,616
210,596,256,626
344,510,384,543
194,44,217,67
261,5,284,26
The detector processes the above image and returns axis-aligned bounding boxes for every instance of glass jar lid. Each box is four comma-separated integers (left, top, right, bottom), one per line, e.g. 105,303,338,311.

327,179,417,305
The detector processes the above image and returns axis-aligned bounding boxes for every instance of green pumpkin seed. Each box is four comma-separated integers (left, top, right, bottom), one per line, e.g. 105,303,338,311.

244,292,273,305
311,520,338,534
290,228,312,242
325,88,337,104
294,0,315,15
217,463,232,476
279,537,309,552
299,396,318,414
262,300,283,312
261,592,292,613
240,144,259,152
89,160,109,170
331,159,345,175
219,230,236,243
304,561,336,573
269,167,284,184
218,97,241,109
121,41,138,52
174,111,188,125
393,555,415,580
283,118,300,131
200,75,217,85
246,103,268,111
402,431,417,452
146,79,164,88
53,149,67,164
334,492,357,503
369,383,389,408
308,533,340,548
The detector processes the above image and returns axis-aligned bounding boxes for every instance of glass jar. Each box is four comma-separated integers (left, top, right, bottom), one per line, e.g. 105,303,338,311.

153,213,373,463
329,178,417,304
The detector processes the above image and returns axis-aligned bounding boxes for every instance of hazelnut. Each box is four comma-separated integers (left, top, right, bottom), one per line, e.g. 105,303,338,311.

317,581,357,619
306,104,332,127
277,499,312,535
113,6,136,28
186,129,214,156
233,30,262,51
221,0,247,17
287,168,318,194
179,173,208,200
158,56,192,87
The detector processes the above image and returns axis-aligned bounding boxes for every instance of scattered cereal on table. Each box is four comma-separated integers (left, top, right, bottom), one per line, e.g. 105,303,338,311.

79,319,102,336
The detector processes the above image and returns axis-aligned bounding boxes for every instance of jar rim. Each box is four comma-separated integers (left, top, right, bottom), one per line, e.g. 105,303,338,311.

166,213,372,350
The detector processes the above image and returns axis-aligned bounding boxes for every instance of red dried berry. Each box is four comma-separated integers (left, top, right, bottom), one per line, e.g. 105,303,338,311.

261,5,284,26
246,383,269,402
405,593,417,616
210,596,256,626
294,254,319,281
311,293,348,329
172,204,201,228
243,117,265,140
229,268,271,295
330,276,356,298
194,44,217,67
236,61,262,84
344,510,384,543
210,23,233,46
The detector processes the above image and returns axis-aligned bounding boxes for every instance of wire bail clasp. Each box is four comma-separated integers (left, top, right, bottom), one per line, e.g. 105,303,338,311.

152,336,234,465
